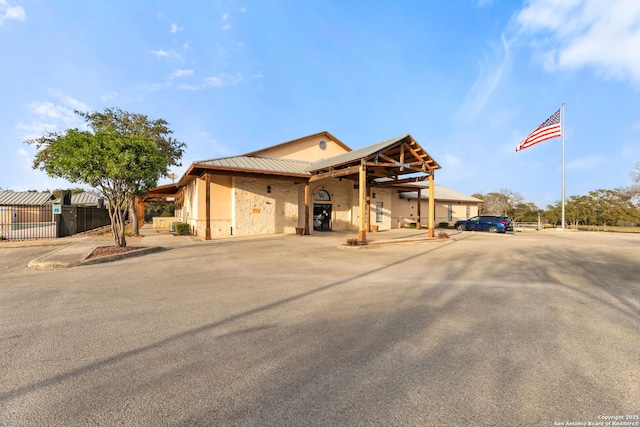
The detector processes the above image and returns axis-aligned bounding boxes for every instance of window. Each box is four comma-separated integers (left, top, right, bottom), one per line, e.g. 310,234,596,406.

466,205,470,219
315,190,330,201
447,205,453,221
376,202,383,222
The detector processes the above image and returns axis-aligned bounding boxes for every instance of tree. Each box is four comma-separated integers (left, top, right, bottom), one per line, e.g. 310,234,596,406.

472,189,524,218
76,108,186,235
624,162,640,206
544,189,640,228
510,201,540,223
631,161,640,183
26,110,183,247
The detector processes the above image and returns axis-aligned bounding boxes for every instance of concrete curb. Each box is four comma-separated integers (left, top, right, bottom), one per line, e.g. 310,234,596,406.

27,246,165,269
78,246,166,267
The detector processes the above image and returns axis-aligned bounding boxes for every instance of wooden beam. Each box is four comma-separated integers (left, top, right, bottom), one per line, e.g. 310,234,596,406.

370,176,428,187
205,173,211,240
367,185,371,232
428,173,435,238
142,193,184,200
405,144,427,163
309,165,361,182
196,168,308,182
135,196,145,226
365,161,396,168
399,143,405,172
417,189,422,230
304,183,310,235
376,153,397,164
358,162,367,243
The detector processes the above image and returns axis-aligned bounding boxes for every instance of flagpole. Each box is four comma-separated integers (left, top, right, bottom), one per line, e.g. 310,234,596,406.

561,102,565,230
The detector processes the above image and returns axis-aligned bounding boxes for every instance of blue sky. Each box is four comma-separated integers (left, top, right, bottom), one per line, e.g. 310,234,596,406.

2,0,639,208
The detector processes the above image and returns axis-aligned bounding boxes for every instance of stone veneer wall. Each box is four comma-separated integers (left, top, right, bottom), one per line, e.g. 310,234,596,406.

192,219,233,237
234,177,301,236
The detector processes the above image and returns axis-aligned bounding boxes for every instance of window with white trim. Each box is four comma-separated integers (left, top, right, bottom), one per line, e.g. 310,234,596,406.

375,202,383,223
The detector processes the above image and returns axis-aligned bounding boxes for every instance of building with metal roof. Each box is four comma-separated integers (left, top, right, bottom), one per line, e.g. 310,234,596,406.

143,131,479,241
53,192,104,207
0,191,54,206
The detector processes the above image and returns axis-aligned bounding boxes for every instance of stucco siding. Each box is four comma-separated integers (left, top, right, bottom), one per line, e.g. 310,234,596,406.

350,187,393,231
392,195,480,228
255,135,349,162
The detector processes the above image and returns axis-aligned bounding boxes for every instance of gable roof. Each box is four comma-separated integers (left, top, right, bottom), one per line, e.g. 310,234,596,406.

243,131,351,157
172,132,442,189
0,191,55,206
53,192,102,206
308,134,441,173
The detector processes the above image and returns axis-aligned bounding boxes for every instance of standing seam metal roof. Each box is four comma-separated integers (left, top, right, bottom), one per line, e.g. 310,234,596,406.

195,155,313,175
0,191,55,206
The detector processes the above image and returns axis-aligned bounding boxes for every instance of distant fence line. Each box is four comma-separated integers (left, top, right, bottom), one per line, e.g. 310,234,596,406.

513,222,543,231
0,205,111,240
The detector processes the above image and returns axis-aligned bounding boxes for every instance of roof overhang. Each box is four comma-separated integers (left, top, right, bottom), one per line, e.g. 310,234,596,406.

308,134,440,184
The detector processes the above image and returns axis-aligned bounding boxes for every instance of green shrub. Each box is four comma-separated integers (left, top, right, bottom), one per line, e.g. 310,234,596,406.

438,222,449,229
175,223,190,235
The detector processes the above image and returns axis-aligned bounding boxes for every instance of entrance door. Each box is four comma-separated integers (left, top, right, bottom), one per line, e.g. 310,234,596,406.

313,204,332,231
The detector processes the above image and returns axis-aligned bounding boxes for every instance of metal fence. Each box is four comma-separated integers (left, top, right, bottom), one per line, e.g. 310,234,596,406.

0,205,111,240
58,205,111,236
513,222,543,231
0,205,56,240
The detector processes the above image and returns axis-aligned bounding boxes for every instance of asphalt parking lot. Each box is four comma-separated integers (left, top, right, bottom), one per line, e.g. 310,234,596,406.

0,230,638,426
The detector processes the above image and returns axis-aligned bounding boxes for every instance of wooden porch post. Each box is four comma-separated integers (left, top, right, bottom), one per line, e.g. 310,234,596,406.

366,186,372,232
428,172,435,237
304,183,310,235
358,161,367,243
135,196,145,226
205,173,211,240
416,189,422,230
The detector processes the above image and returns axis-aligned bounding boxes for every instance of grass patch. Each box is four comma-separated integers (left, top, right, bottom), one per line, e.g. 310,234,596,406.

574,225,640,233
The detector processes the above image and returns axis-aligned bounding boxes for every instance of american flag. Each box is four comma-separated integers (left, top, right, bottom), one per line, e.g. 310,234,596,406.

515,108,562,152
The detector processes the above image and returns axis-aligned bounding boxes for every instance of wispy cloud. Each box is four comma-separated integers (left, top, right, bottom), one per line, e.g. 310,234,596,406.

17,93,90,140
222,12,231,30
150,49,183,61
151,49,169,57
178,73,243,91
516,0,640,84
170,23,182,34
457,34,513,121
0,0,26,25
170,69,194,79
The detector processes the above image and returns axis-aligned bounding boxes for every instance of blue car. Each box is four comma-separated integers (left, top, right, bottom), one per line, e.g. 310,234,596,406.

454,215,513,233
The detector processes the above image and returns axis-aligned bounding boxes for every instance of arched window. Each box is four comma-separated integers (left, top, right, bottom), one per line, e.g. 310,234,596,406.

315,189,330,201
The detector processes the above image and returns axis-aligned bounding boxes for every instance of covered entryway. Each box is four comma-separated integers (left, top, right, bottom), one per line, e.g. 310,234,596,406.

306,134,441,242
